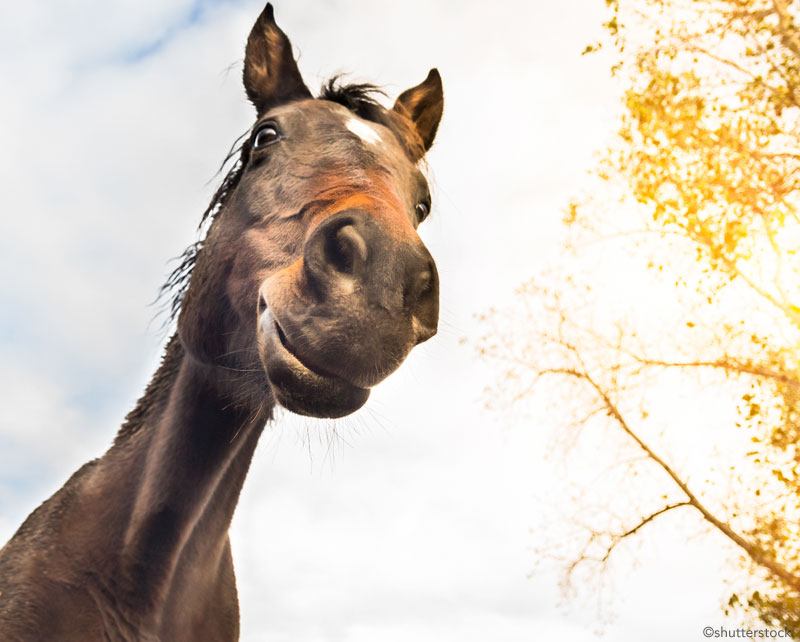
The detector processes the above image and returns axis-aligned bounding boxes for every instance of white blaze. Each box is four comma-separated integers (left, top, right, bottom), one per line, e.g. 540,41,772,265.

346,117,382,145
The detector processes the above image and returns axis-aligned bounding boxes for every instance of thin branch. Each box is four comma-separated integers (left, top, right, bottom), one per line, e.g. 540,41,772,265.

601,501,692,563
544,311,800,391
773,0,800,63
741,7,800,108
626,356,800,391
752,151,800,161
723,255,800,328
684,43,788,101
758,208,791,309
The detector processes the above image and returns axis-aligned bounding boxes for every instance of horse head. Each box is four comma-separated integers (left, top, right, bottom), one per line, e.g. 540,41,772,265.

177,4,443,418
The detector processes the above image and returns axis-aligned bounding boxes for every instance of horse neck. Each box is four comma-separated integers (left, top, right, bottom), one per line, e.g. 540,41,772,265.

107,334,271,609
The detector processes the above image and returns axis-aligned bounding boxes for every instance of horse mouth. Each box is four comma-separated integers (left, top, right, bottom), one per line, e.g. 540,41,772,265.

259,310,370,418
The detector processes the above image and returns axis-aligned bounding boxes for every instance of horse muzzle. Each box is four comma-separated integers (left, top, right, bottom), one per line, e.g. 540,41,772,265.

258,308,370,418
256,208,439,418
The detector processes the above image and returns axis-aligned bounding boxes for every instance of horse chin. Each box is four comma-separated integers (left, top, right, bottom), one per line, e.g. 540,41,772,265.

258,311,370,419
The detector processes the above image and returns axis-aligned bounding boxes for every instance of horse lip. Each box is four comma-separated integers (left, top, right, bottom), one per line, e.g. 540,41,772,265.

259,307,368,384
271,317,340,382
259,308,370,418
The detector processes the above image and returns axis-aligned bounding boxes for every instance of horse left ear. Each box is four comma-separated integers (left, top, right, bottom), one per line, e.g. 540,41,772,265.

243,3,312,114
392,69,444,153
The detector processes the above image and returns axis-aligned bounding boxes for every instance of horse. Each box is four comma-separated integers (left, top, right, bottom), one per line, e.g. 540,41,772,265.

0,4,443,640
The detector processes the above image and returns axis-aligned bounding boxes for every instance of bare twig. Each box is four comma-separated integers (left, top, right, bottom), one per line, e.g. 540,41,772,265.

601,501,693,562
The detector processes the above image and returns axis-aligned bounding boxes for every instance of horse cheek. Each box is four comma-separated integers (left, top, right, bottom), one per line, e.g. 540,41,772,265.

178,257,236,366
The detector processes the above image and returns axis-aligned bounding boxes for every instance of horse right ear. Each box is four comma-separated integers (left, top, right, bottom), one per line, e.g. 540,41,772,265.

243,3,312,115
392,69,444,155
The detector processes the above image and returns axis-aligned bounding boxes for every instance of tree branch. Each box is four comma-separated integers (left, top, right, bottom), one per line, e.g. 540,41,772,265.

773,0,800,63
684,43,789,102
601,501,692,563
545,366,800,593
625,356,800,391
722,255,800,329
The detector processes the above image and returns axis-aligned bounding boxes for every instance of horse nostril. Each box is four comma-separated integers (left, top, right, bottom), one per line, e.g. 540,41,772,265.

405,259,438,309
417,270,433,296
324,223,368,277
407,257,439,345
303,211,372,295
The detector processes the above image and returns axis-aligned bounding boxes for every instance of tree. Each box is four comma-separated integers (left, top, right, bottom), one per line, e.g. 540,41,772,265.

486,0,800,631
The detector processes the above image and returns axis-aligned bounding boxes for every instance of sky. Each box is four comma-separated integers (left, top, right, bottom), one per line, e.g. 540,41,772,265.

0,1,752,640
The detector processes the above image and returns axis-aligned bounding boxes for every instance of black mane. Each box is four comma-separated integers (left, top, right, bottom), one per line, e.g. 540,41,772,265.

158,135,248,326
318,77,387,122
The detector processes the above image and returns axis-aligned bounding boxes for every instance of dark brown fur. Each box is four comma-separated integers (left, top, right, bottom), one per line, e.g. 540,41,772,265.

0,4,443,641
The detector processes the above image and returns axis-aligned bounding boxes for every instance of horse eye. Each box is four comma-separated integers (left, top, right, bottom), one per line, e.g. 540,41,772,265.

253,124,281,149
415,202,430,221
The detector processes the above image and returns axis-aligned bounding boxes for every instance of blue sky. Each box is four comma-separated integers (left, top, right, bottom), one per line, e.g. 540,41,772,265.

120,0,223,63
0,1,744,640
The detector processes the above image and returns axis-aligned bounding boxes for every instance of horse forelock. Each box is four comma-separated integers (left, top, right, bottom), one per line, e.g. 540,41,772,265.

318,77,427,161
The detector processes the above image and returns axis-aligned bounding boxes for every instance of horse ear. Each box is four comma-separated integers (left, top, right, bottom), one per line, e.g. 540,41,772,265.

243,3,312,114
392,69,444,153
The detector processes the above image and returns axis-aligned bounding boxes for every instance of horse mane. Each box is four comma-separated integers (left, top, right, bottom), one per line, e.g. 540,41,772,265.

320,77,421,154
321,77,426,167
157,135,249,326
319,77,387,122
